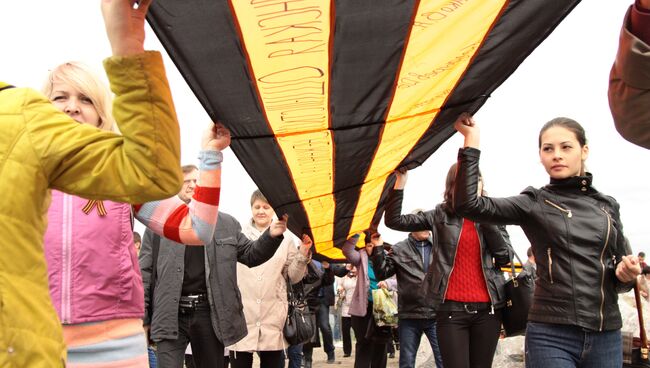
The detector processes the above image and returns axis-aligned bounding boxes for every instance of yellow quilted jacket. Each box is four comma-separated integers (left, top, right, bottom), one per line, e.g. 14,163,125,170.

0,51,182,367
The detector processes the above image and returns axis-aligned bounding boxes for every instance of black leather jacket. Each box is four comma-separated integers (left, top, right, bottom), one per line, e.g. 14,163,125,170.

383,188,512,312
454,147,633,331
370,235,438,319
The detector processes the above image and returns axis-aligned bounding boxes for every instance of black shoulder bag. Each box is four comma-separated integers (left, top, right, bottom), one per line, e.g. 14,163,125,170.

502,250,535,337
283,279,315,345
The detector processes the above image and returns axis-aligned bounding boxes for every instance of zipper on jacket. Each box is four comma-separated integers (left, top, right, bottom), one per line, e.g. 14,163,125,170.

547,248,554,284
476,223,495,310
544,199,572,218
61,193,73,323
442,223,463,302
598,207,612,331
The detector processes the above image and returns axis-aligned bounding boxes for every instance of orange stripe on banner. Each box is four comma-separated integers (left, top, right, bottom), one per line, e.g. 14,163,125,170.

230,0,335,253
349,0,508,239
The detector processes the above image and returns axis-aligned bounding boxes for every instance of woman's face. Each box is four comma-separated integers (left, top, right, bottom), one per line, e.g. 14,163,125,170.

539,126,588,179
49,80,100,127
251,199,274,229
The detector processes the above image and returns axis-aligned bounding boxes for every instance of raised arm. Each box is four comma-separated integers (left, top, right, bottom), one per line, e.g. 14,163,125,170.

342,234,362,266
370,244,397,281
453,113,531,225
384,170,434,232
284,234,312,284
608,1,650,149
34,0,182,203
135,124,230,245
237,215,288,267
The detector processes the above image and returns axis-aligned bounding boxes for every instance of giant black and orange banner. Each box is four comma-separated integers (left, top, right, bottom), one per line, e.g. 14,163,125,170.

148,0,580,259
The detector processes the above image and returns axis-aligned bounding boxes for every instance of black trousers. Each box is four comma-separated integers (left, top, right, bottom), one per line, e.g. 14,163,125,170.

341,316,353,356
229,350,283,368
156,303,225,368
435,308,502,368
350,303,387,368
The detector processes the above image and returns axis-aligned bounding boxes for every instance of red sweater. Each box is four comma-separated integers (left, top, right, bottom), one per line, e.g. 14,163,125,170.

445,219,491,303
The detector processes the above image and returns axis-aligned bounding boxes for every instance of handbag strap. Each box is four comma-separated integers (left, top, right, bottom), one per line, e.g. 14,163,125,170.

634,280,649,359
508,250,525,287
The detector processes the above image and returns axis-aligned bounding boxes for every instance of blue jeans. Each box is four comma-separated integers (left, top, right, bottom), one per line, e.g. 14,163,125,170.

148,346,157,368
286,344,303,368
525,322,622,368
399,318,443,368
317,301,335,355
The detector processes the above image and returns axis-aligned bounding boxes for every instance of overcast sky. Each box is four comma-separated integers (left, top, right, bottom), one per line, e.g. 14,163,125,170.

2,1,648,259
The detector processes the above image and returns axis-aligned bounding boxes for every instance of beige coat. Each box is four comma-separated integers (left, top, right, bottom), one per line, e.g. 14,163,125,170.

608,6,650,149
228,221,308,351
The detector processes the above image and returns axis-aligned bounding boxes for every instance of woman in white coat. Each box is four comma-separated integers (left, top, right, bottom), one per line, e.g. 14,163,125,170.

228,190,311,367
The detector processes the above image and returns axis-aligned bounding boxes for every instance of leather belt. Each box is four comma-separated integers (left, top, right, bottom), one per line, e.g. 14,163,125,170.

179,294,208,309
438,300,492,314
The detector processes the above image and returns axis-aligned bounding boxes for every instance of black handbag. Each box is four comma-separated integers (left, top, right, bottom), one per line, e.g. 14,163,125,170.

623,281,650,367
502,250,535,337
283,280,315,346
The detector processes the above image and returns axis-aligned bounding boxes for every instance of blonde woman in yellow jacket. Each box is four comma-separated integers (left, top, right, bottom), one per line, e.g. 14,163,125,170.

0,1,183,367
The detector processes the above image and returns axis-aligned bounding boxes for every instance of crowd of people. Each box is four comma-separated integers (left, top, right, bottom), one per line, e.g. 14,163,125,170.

0,0,648,367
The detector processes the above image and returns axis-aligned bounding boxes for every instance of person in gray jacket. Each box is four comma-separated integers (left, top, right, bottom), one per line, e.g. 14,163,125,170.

139,206,287,368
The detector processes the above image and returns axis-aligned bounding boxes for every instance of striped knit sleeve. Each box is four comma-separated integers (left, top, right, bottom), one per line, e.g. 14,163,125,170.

134,150,222,245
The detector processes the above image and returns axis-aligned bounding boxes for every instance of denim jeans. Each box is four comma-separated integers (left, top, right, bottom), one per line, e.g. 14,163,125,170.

148,346,157,368
525,322,622,368
286,344,303,368
398,318,443,368
317,300,335,355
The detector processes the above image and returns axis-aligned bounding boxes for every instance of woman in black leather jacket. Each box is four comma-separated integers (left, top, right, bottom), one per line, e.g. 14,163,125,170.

384,163,512,368
453,114,641,368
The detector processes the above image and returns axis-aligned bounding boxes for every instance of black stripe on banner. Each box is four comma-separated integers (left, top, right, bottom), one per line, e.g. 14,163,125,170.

147,1,312,240
329,0,418,248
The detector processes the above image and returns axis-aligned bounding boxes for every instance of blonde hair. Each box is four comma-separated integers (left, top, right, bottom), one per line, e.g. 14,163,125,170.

43,61,117,132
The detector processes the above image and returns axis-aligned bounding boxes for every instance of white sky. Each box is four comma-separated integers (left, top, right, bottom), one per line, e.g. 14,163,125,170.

1,1,648,259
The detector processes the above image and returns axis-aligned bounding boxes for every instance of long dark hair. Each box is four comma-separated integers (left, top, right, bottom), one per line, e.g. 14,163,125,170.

538,117,588,175
538,117,587,148
442,162,483,215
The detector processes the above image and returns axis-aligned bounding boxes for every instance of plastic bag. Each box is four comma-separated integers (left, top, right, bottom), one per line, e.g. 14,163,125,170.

371,288,398,327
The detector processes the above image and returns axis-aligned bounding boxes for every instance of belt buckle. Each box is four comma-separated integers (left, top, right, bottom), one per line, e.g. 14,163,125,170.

180,295,199,310
463,303,478,314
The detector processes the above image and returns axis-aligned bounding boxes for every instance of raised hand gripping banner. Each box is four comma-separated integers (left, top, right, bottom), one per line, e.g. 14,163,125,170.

147,0,580,260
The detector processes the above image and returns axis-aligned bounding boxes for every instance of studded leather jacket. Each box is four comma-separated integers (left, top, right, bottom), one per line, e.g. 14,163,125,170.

454,147,634,331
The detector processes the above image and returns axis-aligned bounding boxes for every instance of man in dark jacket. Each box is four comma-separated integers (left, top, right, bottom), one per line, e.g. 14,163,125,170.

370,228,444,368
139,209,286,368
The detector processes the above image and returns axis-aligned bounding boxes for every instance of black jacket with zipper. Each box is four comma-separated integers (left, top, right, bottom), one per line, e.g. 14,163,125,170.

383,187,512,314
454,147,634,331
370,235,439,319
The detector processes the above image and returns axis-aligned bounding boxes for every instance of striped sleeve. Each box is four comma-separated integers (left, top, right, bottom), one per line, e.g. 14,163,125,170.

135,150,223,245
